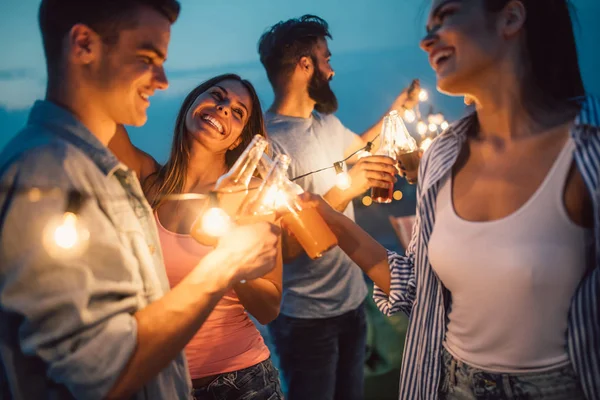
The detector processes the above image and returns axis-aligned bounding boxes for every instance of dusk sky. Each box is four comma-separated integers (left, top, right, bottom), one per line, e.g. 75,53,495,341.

1,0,599,162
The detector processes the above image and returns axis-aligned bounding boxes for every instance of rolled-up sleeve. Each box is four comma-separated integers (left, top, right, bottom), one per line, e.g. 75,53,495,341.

373,249,417,317
0,155,141,399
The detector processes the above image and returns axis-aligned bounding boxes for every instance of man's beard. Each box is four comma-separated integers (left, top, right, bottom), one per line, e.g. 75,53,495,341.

308,68,338,114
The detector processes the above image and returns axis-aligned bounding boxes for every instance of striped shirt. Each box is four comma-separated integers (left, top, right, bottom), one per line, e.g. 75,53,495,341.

373,96,600,400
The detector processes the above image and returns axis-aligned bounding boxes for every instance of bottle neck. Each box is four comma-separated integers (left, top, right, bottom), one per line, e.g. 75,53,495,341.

216,138,266,190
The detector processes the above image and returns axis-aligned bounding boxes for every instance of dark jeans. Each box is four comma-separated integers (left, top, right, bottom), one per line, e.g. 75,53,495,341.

192,358,283,400
268,302,367,400
439,347,586,400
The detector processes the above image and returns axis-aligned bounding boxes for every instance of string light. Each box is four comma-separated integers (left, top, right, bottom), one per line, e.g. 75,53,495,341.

420,137,434,152
334,162,352,190
5,78,457,244
417,120,428,136
199,192,232,238
355,141,374,160
43,190,89,259
403,109,416,123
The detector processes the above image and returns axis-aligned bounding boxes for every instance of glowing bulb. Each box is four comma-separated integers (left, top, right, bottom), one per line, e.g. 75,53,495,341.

356,150,372,160
417,121,428,136
420,137,433,152
403,109,416,123
362,196,373,206
428,123,438,133
54,212,81,249
335,172,352,190
201,207,232,237
440,121,449,130
44,211,90,259
418,89,429,102
393,190,403,201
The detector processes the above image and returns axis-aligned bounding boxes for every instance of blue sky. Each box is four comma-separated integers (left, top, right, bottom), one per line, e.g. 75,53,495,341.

1,0,599,162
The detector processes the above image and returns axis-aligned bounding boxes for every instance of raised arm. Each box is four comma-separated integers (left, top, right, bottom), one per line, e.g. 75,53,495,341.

108,124,160,182
343,79,421,160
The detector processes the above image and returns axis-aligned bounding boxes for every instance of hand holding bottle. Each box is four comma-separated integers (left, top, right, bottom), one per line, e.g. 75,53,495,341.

345,155,398,199
215,222,281,283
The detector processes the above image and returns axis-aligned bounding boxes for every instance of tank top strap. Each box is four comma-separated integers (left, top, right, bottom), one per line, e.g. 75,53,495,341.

539,137,575,204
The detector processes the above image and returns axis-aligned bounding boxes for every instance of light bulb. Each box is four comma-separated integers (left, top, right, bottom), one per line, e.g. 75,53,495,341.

428,123,438,133
403,109,416,123
54,212,80,249
418,89,429,102
44,211,90,259
440,121,449,130
420,137,433,152
356,150,372,160
417,121,428,136
201,207,232,237
335,172,352,190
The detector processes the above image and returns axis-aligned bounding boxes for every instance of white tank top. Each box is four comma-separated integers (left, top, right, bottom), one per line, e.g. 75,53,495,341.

428,138,591,373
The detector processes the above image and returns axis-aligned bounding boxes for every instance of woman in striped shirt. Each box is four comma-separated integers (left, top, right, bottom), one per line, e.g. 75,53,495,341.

303,0,599,398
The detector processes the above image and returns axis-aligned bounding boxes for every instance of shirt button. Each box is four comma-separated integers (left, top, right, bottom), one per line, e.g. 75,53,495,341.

148,244,156,254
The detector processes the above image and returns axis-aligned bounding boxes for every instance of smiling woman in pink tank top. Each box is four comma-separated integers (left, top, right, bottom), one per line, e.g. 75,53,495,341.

109,74,283,400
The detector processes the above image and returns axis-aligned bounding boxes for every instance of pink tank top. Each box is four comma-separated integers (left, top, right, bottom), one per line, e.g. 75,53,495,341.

154,212,270,379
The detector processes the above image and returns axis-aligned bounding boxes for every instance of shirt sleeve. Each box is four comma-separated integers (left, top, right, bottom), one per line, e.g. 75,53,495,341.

0,150,140,400
372,246,418,317
373,140,432,317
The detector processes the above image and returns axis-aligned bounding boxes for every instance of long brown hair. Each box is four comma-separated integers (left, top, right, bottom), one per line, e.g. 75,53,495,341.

484,0,585,118
146,74,267,209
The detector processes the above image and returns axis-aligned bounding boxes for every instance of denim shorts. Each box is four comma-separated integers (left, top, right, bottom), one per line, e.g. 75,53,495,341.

192,357,283,400
439,347,586,400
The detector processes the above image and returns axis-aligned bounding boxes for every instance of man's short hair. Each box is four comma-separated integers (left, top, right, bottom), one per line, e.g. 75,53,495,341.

39,0,180,73
257,15,331,87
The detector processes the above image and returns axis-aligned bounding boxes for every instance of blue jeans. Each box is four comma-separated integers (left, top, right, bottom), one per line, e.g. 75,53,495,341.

192,358,283,400
439,347,586,400
268,302,367,400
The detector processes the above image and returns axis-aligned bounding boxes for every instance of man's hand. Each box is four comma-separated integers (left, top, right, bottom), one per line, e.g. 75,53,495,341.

215,222,281,283
345,155,397,199
390,79,421,113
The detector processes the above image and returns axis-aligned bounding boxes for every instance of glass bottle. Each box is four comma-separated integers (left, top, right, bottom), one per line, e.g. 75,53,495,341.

239,154,338,259
392,110,420,185
371,113,397,203
190,135,267,246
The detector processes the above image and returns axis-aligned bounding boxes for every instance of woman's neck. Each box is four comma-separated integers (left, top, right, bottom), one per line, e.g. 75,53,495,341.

469,61,570,143
184,146,229,193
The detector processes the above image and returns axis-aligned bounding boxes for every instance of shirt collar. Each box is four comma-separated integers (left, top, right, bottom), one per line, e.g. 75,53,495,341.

27,100,125,177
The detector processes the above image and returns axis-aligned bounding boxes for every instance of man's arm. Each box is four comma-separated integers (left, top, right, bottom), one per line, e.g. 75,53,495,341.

108,220,279,399
0,156,279,400
343,79,421,160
